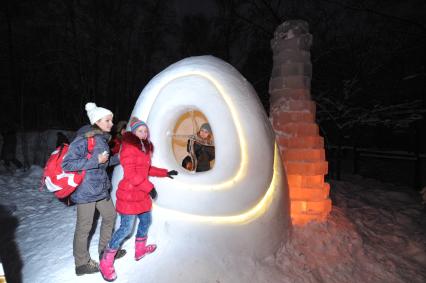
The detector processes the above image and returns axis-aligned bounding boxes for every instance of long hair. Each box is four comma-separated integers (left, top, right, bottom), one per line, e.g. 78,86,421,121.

114,120,127,140
196,130,213,145
141,138,154,155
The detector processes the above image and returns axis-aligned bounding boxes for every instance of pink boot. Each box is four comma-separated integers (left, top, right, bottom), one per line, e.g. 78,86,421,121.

99,248,117,282
135,237,157,261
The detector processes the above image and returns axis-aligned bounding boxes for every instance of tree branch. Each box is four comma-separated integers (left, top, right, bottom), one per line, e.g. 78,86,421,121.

318,0,426,35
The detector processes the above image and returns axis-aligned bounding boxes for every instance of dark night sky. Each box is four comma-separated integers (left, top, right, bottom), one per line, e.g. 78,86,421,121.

174,0,218,18
1,0,425,150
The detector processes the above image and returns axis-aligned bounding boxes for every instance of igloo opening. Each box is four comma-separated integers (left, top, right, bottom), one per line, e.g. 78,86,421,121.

171,110,215,172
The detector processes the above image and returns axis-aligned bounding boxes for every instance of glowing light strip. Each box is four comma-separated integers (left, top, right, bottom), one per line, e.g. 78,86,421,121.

141,71,249,191
152,145,281,225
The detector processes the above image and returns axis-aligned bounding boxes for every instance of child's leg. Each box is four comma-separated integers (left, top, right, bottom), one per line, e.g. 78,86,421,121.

135,211,152,238
134,211,155,260
109,214,136,249
100,213,133,281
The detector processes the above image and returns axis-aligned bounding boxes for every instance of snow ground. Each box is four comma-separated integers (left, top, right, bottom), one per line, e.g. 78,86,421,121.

0,165,425,283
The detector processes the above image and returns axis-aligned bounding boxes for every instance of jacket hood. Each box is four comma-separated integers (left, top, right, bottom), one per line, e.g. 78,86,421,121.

122,132,142,147
122,131,154,154
76,125,111,140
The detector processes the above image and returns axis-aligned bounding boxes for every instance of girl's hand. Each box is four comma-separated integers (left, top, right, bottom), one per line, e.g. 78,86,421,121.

98,151,109,164
149,188,158,199
167,170,178,179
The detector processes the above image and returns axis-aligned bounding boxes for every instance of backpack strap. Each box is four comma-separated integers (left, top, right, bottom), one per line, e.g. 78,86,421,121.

56,143,68,161
87,136,96,158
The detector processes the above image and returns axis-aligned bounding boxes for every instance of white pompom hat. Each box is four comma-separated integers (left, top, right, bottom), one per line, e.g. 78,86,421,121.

85,102,113,125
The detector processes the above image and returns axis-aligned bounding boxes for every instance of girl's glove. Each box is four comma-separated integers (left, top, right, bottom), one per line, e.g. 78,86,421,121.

149,188,158,200
167,170,178,179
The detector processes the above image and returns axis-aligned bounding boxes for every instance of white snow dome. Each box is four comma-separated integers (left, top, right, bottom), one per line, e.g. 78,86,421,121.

111,55,290,282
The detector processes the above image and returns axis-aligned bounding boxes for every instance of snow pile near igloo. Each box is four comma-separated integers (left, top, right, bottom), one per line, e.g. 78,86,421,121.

1,166,425,282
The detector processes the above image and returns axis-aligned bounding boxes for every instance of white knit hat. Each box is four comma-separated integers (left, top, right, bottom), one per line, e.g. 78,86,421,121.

85,102,113,125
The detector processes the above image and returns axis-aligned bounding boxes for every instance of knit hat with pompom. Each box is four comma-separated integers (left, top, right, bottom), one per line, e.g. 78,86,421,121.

85,102,113,125
200,123,212,133
129,117,147,133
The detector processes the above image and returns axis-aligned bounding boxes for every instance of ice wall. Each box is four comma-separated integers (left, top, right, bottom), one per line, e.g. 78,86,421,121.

111,56,290,282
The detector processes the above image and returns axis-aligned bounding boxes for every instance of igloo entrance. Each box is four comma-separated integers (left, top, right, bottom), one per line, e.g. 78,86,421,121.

171,110,215,172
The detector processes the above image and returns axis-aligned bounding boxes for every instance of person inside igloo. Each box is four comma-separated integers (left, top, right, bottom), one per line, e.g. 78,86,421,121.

186,122,215,172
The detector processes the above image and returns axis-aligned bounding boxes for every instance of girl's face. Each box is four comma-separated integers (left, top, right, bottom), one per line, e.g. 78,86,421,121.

96,114,114,132
135,125,149,140
199,129,210,140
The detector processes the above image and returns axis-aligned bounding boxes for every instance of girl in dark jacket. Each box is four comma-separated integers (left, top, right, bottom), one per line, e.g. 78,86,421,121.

187,123,215,172
99,117,177,281
62,102,120,276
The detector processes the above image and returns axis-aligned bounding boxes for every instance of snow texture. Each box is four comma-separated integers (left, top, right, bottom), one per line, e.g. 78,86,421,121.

0,165,425,282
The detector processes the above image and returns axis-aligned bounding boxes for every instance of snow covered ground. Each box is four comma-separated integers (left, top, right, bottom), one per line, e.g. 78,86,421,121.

0,165,425,283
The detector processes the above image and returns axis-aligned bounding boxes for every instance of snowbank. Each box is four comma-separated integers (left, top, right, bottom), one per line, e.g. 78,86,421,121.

1,167,425,282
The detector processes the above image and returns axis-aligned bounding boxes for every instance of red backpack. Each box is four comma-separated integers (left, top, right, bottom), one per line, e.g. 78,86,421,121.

42,137,95,199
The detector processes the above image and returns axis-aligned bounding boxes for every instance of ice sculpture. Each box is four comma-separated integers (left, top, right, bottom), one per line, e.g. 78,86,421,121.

111,56,290,282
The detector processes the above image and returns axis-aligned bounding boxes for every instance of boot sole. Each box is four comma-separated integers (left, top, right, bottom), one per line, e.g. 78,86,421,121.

100,269,117,282
135,255,145,261
76,270,99,276
135,250,156,261
135,245,157,261
101,274,117,282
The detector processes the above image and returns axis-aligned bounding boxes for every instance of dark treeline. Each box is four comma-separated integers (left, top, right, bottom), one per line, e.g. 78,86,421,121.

1,0,425,153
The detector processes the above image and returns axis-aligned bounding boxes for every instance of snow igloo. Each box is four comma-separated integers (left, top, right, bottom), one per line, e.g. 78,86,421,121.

112,55,290,282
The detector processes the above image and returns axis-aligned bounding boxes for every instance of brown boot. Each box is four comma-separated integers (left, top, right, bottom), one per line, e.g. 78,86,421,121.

75,259,99,276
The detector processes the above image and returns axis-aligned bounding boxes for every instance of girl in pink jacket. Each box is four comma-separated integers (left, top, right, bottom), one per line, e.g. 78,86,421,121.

99,117,178,281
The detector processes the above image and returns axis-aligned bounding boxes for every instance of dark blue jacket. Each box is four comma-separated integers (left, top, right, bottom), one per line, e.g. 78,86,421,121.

62,125,119,204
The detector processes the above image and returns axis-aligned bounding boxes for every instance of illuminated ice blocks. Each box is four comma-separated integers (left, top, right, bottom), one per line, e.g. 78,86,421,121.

111,56,290,282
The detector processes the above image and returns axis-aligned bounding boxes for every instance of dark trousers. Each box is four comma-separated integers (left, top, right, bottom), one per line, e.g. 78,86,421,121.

73,198,116,266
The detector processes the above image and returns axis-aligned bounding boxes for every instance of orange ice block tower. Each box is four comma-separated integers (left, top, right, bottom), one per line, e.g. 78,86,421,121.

269,20,332,225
